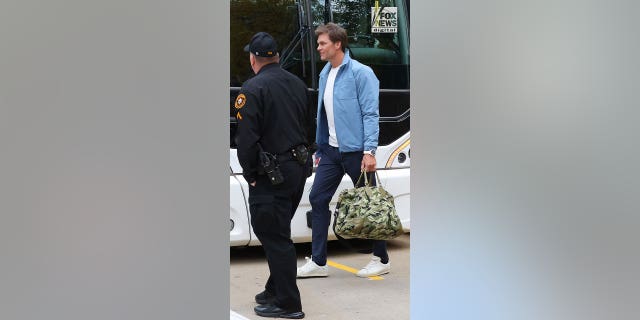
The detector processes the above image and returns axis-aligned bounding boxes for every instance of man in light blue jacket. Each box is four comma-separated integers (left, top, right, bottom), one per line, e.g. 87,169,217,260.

297,22,390,278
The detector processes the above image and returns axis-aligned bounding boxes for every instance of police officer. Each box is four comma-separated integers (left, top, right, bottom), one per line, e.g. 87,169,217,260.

234,32,313,319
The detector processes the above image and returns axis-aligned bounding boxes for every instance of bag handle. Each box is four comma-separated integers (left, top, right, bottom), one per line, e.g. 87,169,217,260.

353,169,386,202
358,169,379,200
354,170,366,187
356,169,382,188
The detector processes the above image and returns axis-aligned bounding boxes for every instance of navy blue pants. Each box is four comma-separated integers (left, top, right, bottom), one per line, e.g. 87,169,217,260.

309,145,388,266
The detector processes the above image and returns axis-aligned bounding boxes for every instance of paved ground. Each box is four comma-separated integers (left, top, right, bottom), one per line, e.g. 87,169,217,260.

230,234,410,320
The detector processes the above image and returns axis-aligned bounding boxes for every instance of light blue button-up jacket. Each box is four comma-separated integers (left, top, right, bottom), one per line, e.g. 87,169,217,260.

315,50,380,156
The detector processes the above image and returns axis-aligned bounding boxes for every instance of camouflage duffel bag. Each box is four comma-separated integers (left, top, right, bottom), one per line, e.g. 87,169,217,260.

332,170,403,240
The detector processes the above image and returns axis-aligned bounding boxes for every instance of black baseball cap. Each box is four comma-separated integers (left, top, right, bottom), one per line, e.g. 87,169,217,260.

243,32,278,57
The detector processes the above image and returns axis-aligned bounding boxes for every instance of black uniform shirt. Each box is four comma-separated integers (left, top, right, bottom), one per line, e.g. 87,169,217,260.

234,63,313,184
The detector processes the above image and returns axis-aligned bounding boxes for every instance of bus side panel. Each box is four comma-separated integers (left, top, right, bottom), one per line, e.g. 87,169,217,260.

377,168,411,232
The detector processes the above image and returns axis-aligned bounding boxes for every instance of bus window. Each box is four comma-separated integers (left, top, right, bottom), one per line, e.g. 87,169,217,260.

310,0,409,90
230,0,315,88
230,0,314,148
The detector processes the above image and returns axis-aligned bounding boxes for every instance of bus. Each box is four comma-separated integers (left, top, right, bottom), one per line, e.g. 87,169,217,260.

230,0,410,246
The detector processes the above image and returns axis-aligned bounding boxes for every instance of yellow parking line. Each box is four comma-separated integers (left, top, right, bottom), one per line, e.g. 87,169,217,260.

326,260,384,280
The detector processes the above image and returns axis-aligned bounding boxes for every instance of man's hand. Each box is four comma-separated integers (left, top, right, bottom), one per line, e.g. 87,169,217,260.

250,181,256,187
361,154,376,172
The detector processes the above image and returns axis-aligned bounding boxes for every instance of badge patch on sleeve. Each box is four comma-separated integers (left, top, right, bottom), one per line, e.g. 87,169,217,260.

234,93,247,109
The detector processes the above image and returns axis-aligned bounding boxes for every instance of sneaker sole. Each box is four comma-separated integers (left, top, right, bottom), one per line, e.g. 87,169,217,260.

356,270,390,278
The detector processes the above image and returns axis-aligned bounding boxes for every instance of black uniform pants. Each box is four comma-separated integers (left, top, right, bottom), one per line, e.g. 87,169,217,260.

248,157,309,312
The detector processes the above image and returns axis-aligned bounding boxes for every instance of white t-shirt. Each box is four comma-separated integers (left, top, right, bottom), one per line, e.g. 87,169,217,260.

323,66,340,147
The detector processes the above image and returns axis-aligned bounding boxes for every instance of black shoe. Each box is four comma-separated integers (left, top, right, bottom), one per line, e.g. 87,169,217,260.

254,290,276,305
254,304,305,319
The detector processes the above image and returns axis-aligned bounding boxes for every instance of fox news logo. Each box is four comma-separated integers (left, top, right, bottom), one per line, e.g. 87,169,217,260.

371,7,397,33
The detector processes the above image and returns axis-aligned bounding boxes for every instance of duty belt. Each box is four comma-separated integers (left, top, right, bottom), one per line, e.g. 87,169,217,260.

278,144,308,165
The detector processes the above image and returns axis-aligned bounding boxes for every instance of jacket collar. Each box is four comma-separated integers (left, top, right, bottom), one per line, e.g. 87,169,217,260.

337,49,352,68
323,49,351,74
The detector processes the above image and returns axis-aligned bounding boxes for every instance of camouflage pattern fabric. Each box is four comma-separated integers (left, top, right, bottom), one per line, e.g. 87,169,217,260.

333,176,403,240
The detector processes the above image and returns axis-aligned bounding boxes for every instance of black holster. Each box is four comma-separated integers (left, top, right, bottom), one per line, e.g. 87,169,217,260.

257,143,284,185
291,144,309,165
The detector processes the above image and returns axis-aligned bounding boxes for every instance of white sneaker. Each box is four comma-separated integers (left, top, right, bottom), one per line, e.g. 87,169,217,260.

296,257,329,278
356,256,391,277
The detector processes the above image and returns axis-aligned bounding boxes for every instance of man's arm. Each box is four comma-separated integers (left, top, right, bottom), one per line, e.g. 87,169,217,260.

354,66,379,172
235,90,262,184
356,66,380,152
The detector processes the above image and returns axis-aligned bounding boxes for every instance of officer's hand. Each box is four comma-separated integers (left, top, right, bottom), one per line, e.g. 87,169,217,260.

361,154,376,172
250,181,256,187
